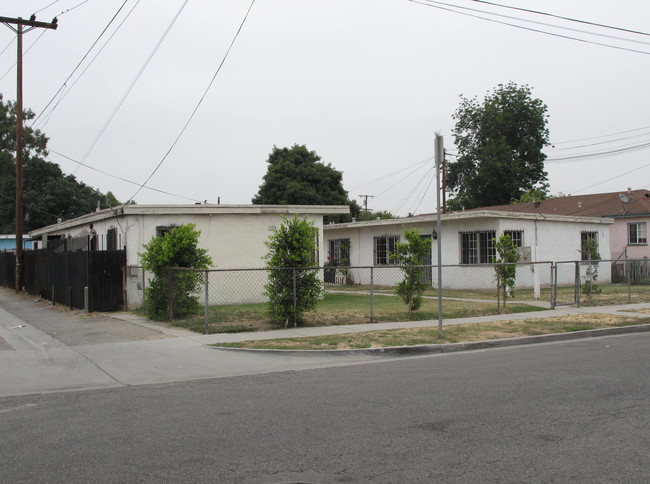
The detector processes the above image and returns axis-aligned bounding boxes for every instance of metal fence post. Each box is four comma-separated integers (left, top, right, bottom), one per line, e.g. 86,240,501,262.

575,261,581,308
204,270,209,335
84,286,89,314
292,268,297,328
370,267,374,323
626,248,631,303
168,268,174,322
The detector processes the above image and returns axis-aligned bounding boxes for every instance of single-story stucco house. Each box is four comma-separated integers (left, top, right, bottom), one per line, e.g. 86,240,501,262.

323,210,613,292
30,204,349,308
469,189,650,261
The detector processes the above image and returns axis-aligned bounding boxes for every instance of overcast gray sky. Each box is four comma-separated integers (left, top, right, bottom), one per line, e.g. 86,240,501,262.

1,0,649,216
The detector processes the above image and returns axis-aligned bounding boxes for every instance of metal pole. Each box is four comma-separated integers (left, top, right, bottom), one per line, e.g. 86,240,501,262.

292,268,297,328
626,247,631,303
204,270,209,334
435,134,444,338
370,267,374,322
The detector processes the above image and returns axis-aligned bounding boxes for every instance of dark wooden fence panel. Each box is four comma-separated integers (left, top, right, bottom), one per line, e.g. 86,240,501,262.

13,248,126,312
88,250,126,311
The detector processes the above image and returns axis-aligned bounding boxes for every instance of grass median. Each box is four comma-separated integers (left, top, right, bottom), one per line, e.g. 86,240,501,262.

211,313,650,350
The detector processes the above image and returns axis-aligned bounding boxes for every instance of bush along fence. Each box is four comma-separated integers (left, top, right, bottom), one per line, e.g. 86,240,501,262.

162,259,650,334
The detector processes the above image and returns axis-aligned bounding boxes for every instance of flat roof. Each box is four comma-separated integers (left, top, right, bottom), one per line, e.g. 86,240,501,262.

324,210,614,231
30,204,350,236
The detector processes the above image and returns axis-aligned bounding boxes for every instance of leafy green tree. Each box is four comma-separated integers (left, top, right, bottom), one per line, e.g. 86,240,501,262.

513,187,550,205
446,82,550,210
0,95,120,232
264,215,323,328
252,144,359,222
139,223,212,321
493,234,520,310
356,210,396,222
390,227,432,315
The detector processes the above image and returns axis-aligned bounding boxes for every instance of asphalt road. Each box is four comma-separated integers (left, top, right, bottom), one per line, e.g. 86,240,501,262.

2,332,649,483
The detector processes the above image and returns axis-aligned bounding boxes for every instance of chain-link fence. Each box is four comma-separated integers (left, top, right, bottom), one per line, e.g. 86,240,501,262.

153,260,650,334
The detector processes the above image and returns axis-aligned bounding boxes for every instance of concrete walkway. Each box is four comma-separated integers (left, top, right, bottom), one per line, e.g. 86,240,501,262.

1,287,649,398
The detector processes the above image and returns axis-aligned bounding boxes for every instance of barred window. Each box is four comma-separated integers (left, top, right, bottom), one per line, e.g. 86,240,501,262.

374,236,399,265
328,238,350,264
460,230,495,264
503,230,523,247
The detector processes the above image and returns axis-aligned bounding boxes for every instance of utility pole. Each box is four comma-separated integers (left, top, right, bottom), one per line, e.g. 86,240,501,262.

435,134,444,338
1,15,58,292
358,194,374,214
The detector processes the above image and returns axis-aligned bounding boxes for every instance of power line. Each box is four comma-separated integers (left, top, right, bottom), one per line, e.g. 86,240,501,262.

348,157,432,191
31,0,131,126
551,125,650,145
124,0,258,205
546,140,650,163
410,0,650,55
72,0,188,174
471,0,650,37
48,149,202,203
570,162,650,195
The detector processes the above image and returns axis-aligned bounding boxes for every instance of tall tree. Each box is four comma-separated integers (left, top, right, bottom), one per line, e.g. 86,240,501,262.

252,144,360,222
0,95,120,232
446,82,550,210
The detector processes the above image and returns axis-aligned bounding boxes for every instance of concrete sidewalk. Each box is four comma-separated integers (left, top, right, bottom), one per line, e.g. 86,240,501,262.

1,286,650,398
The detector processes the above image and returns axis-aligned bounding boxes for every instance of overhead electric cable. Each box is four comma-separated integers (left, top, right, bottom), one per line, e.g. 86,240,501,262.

48,149,202,202
410,0,650,55
35,0,143,130
549,131,650,152
72,0,189,175
124,0,258,205
348,157,432,191
546,141,650,163
471,0,650,37
32,0,131,126
56,0,91,17
571,162,650,195
0,29,48,82
551,125,650,145
33,0,63,15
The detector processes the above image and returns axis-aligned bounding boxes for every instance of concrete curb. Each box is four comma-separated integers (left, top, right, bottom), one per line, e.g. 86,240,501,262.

209,323,650,357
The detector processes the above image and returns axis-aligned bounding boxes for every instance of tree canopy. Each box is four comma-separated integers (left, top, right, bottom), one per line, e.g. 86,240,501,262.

0,95,121,233
252,144,360,222
446,82,550,210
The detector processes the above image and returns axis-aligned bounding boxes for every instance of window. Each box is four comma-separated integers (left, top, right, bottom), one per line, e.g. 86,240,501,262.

460,230,495,264
328,238,350,265
503,230,523,247
107,228,117,250
156,225,177,238
374,236,399,265
628,222,647,245
581,231,598,261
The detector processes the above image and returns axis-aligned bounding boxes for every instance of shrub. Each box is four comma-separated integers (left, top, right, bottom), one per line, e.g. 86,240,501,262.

264,216,323,327
139,223,212,320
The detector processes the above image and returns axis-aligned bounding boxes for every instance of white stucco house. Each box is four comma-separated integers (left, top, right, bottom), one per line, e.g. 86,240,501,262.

323,210,613,291
30,204,349,308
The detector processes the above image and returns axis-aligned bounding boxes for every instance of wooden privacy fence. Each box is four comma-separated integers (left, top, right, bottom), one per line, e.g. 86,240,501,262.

0,248,126,312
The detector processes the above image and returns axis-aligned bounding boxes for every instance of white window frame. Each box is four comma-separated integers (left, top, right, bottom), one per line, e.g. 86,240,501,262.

374,235,399,265
628,222,647,245
460,230,495,264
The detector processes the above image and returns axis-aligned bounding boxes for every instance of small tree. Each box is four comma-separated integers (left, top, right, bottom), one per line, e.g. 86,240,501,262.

139,223,212,321
581,237,602,298
390,228,432,315
493,234,520,310
264,216,323,327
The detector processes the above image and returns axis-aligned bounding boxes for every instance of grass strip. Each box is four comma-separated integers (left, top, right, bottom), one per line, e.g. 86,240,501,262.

212,314,650,350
